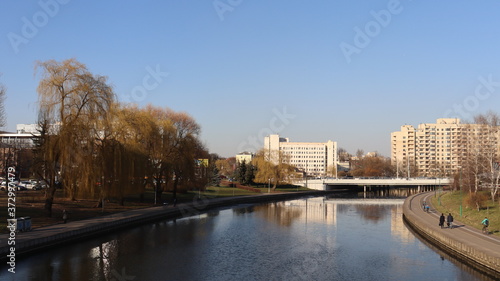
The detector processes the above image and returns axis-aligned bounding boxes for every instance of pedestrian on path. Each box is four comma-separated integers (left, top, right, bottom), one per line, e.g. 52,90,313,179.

63,210,68,224
439,213,445,229
447,213,454,229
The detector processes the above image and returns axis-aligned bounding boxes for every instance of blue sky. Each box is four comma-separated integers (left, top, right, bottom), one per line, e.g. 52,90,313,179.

2,0,500,157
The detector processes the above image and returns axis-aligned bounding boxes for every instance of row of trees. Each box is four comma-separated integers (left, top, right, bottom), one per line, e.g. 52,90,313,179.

33,59,209,216
460,112,500,203
214,151,298,190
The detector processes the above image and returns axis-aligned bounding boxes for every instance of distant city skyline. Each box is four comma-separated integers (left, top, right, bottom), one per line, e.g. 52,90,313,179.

2,1,500,158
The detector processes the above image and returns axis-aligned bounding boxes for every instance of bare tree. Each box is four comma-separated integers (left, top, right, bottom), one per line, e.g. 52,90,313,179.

472,112,500,201
351,154,394,177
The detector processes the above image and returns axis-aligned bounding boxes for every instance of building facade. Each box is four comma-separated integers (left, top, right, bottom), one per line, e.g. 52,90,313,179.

236,151,254,164
264,134,338,177
391,118,500,177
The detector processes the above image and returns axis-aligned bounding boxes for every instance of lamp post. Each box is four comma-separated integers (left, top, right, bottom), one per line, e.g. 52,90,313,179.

458,165,462,217
432,168,441,205
438,176,441,206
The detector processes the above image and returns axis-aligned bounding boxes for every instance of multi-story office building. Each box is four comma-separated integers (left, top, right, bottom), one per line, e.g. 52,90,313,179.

264,134,338,177
391,118,500,177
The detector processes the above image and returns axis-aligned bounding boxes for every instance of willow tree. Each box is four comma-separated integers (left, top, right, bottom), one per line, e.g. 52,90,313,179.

35,58,115,216
253,149,297,190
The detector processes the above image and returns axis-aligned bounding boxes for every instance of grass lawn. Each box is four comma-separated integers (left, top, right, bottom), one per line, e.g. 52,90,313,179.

431,190,499,236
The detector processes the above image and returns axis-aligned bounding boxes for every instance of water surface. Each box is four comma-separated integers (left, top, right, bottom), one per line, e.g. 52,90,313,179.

1,196,492,281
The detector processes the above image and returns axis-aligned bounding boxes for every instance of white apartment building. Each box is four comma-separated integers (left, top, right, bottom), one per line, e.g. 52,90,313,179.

391,118,500,177
264,134,338,177
236,151,254,164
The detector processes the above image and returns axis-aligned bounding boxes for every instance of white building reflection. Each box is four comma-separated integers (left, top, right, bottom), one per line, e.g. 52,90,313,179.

263,197,415,244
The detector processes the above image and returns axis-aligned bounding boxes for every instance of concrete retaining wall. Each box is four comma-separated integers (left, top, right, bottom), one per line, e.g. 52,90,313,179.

403,193,500,277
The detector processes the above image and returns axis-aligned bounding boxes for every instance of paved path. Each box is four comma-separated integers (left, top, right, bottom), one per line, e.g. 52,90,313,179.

404,191,500,276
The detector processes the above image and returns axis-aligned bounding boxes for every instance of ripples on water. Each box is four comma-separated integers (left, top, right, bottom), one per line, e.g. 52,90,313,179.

1,193,494,281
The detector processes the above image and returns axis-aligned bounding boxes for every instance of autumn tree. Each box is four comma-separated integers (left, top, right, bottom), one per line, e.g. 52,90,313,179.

253,149,297,190
170,111,204,202
34,58,115,216
215,157,236,178
350,153,394,177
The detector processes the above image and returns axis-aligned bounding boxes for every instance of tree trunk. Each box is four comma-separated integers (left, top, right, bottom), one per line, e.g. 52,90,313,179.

172,176,179,205
44,186,57,217
155,180,163,204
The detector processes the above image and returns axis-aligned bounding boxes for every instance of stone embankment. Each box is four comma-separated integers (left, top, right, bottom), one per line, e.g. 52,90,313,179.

403,192,500,278
0,190,339,262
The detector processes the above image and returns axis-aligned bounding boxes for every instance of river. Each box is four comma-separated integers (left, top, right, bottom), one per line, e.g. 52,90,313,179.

0,191,494,281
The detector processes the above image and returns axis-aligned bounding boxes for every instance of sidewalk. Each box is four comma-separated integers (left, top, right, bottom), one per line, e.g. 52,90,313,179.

403,191,500,277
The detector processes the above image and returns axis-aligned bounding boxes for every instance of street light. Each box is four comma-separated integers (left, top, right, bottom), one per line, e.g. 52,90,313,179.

432,168,441,205
458,165,462,217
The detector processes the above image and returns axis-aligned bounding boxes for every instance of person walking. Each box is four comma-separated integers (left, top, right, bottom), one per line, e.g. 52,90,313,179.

481,217,489,234
63,210,68,224
447,213,454,229
439,213,445,229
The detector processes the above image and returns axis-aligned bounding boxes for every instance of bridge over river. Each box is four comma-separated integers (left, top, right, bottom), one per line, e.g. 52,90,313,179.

301,178,451,191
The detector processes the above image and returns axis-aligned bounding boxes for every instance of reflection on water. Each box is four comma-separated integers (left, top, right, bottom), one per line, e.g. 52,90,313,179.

1,193,492,281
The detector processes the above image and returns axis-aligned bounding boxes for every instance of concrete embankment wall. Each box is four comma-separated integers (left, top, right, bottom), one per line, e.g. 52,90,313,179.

402,193,500,277
1,190,339,262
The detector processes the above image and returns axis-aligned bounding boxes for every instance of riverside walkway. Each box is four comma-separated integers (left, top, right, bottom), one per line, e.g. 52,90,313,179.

403,191,500,278
0,190,337,263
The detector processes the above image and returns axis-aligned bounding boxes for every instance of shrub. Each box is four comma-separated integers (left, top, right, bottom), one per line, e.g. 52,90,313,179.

465,192,489,211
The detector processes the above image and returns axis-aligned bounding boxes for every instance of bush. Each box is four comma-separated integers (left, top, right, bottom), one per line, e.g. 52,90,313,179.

465,192,489,211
